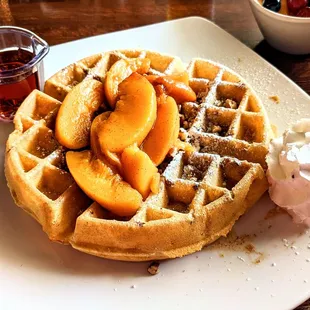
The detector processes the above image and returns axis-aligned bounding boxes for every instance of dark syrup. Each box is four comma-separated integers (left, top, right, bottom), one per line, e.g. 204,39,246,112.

0,49,39,121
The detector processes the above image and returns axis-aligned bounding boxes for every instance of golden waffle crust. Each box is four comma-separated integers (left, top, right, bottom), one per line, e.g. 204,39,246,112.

5,50,271,261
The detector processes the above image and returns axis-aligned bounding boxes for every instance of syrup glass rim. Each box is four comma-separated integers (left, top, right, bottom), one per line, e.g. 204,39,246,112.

0,26,49,79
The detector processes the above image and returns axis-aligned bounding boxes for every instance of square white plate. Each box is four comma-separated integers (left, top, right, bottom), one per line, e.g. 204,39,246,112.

1,17,310,310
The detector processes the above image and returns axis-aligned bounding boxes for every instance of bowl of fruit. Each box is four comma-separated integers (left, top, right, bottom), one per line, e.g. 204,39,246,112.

249,0,310,54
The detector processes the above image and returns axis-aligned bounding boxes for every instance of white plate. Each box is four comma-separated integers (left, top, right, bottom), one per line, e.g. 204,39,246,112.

1,17,310,310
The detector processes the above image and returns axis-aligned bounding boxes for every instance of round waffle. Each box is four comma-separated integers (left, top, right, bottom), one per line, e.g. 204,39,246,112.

5,49,272,261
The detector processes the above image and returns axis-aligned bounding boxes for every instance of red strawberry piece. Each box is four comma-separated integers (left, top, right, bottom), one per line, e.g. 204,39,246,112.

296,6,310,16
287,0,308,14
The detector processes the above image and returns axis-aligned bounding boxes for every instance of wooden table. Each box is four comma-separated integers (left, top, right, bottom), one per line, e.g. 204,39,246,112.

0,0,310,309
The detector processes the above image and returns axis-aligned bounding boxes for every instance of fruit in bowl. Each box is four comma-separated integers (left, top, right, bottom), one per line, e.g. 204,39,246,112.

250,0,310,54
259,0,310,17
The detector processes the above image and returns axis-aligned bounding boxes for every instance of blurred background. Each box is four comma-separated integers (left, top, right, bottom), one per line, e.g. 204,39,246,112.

1,0,310,95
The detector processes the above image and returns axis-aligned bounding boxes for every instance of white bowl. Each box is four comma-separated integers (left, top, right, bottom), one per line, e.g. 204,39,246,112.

249,0,310,55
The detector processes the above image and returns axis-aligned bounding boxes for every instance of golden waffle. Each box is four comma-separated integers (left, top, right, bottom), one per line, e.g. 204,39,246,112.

5,91,92,242
44,50,185,101
5,49,271,261
186,58,273,168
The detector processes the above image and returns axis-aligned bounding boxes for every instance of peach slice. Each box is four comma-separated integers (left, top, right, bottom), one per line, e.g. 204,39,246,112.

66,150,142,217
102,150,123,173
142,95,180,166
121,144,158,200
55,79,104,149
104,58,151,108
146,71,190,85
98,72,157,153
145,72,195,103
150,172,161,195
90,112,122,172
90,112,111,159
154,76,196,104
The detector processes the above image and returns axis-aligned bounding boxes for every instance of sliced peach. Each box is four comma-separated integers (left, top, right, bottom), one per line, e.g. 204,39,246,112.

90,112,122,172
102,150,123,173
142,95,180,166
145,74,159,84
155,76,196,104
104,58,151,108
55,79,104,149
121,144,158,200
150,172,161,195
90,111,123,172
66,150,142,217
90,112,111,159
154,84,165,98
145,72,194,103
98,72,157,153
146,71,189,85
170,72,189,85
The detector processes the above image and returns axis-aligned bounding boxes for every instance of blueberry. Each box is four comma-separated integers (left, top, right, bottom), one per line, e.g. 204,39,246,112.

263,0,281,12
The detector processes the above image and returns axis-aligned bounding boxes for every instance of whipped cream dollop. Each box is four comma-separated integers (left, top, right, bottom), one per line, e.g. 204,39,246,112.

266,118,310,226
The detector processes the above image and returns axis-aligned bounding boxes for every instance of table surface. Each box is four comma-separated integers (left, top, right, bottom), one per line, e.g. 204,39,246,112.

1,0,310,309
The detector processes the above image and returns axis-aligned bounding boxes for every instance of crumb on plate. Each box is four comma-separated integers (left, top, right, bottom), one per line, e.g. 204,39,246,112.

269,95,280,104
148,261,160,275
